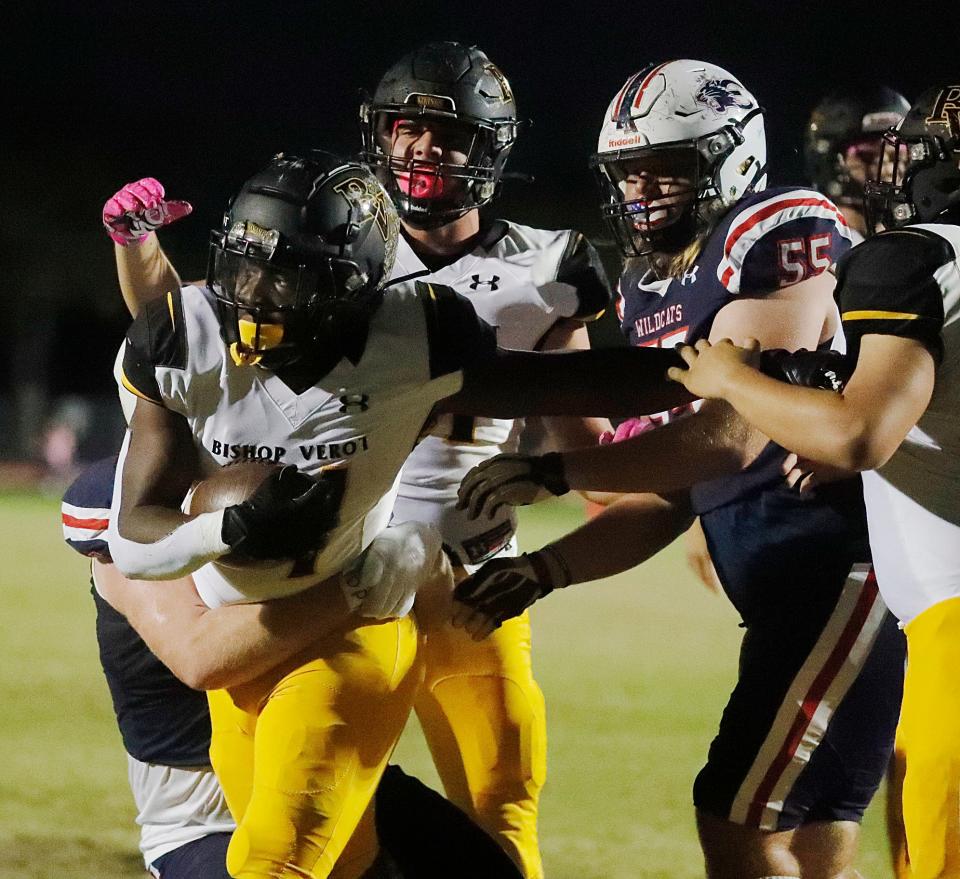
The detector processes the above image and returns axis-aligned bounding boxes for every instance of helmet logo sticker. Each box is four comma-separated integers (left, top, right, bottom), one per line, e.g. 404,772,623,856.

695,78,754,115
926,86,960,139
333,176,398,272
482,64,513,104
334,177,391,240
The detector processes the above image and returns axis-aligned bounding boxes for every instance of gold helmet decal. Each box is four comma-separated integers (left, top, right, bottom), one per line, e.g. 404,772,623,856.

333,176,399,280
926,86,960,140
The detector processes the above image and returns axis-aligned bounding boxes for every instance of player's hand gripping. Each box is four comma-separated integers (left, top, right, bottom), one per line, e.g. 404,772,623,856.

667,338,762,399
668,339,855,400
220,466,345,560
452,546,571,639
102,178,193,246
457,452,569,521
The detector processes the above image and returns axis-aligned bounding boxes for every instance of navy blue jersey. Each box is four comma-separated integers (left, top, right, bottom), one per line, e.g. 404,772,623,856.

617,188,870,621
617,187,853,350
63,459,213,767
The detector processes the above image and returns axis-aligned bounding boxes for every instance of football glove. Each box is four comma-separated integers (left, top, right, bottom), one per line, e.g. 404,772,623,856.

220,466,344,560
340,521,448,620
457,452,569,522
758,348,854,392
102,177,192,246
452,546,571,639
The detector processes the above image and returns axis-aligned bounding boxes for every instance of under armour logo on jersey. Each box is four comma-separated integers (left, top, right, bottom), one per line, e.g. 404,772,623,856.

679,265,699,286
469,275,500,291
339,393,370,414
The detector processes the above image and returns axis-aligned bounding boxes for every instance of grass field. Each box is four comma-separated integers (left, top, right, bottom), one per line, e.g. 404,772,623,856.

0,491,895,878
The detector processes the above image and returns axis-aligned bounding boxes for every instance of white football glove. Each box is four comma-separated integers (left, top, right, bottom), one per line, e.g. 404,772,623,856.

340,521,445,619
457,452,569,521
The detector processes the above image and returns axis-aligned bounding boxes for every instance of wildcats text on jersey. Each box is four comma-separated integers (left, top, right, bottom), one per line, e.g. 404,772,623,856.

632,303,685,340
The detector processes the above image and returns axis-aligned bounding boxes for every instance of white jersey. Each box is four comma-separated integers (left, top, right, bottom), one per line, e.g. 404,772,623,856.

388,221,609,565
115,281,494,606
837,222,960,623
128,756,235,869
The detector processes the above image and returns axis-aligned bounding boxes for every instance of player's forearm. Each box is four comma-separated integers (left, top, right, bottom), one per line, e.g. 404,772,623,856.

537,415,611,453
720,366,871,470
454,347,693,418
177,585,354,690
111,505,228,580
559,401,766,493
95,561,352,690
550,492,693,584
115,233,182,318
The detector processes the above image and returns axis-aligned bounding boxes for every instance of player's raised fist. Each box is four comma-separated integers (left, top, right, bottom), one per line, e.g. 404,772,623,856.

102,177,192,246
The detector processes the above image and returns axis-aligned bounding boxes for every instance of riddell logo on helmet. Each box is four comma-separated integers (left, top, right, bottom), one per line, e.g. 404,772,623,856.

926,86,960,139
607,135,643,148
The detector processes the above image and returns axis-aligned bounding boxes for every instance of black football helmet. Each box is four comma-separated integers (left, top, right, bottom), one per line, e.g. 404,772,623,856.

864,85,960,231
360,42,520,229
208,151,399,368
804,87,910,208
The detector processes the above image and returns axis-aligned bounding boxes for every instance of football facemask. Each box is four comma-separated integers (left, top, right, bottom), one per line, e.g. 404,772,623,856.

367,110,515,226
360,42,520,229
865,129,960,230
209,225,369,368
596,146,700,255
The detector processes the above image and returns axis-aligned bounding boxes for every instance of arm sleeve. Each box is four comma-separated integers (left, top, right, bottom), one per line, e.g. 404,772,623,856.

417,282,499,377
717,190,853,294
837,228,951,360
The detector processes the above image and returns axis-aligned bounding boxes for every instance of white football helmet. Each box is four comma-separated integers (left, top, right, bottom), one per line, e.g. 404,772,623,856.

591,60,767,256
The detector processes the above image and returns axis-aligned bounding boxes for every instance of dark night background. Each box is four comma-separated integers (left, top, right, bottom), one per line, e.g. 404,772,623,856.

2,0,953,461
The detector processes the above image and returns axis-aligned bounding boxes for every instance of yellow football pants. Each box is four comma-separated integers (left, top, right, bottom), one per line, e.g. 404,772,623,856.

414,609,546,879
899,595,960,879
208,615,421,879
887,729,911,879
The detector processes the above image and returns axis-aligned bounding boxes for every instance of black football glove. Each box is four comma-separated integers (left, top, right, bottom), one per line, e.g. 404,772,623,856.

456,452,570,521
221,466,345,560
452,547,571,639
759,348,854,392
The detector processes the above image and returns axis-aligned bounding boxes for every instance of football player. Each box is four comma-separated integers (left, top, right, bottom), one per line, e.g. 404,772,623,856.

107,150,687,878
452,61,906,879
358,42,611,878
805,84,912,879
102,42,611,878
62,456,525,879
667,83,960,879
804,86,910,240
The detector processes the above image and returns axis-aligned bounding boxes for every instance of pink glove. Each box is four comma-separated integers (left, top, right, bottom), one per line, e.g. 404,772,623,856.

598,415,661,445
102,178,192,246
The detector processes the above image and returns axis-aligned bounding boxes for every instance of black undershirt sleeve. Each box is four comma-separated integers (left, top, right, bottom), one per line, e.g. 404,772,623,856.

120,289,188,404
837,228,951,361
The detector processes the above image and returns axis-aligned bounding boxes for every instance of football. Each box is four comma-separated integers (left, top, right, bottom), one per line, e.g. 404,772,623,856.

187,460,285,515
187,460,286,567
